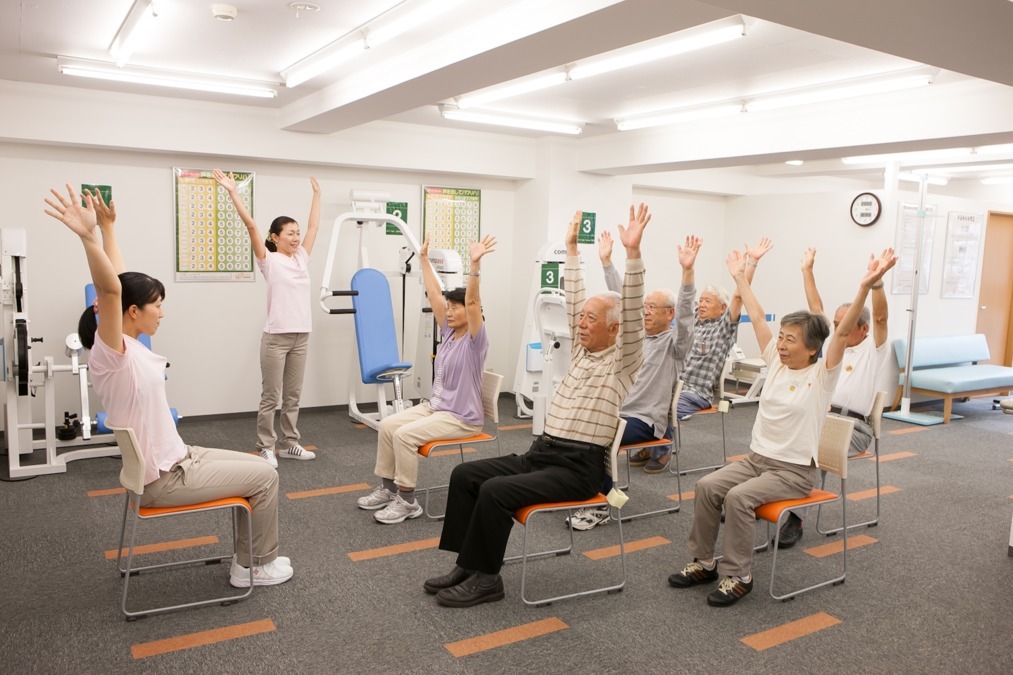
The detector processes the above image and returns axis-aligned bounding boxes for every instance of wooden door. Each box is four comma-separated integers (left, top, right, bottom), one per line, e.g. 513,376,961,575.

975,212,1013,366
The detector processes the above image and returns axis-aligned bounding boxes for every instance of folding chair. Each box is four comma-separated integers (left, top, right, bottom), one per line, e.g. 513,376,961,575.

671,398,730,477
110,426,254,620
817,390,888,535
418,370,503,520
505,419,627,607
616,381,683,521
753,415,854,602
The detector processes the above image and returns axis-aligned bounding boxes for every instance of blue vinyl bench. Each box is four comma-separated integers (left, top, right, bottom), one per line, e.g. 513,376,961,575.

891,334,1013,423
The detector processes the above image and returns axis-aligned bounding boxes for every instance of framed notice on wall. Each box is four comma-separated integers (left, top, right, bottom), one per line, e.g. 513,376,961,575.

940,212,984,299
173,167,256,282
422,186,481,273
891,202,937,295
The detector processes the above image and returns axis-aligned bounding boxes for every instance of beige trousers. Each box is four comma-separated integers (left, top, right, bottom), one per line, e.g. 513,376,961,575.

257,332,309,451
375,403,479,489
140,445,280,567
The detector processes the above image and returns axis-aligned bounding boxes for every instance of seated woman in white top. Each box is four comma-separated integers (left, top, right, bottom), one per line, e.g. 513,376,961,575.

45,184,292,589
667,246,897,607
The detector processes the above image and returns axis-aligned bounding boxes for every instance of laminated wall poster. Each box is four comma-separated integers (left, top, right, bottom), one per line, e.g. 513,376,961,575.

173,167,255,282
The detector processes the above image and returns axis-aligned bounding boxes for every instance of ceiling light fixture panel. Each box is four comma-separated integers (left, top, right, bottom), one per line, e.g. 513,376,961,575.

58,57,278,98
440,106,582,135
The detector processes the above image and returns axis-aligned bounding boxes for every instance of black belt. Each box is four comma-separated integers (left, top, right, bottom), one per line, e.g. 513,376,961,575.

541,434,609,454
830,405,868,424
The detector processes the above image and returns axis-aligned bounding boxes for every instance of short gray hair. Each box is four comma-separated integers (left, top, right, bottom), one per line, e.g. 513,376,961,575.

701,284,730,307
836,302,870,328
780,310,830,363
653,288,677,309
601,291,621,326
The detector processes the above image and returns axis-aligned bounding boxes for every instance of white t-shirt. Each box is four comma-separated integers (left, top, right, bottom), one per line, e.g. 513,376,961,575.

831,337,888,417
750,340,842,466
256,246,312,334
89,334,186,485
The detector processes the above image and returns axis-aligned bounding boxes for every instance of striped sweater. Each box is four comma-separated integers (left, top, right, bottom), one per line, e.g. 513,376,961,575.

544,255,645,448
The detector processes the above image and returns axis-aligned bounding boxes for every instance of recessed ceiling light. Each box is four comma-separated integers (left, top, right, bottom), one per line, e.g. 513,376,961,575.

288,2,320,18
211,4,237,21
785,160,804,166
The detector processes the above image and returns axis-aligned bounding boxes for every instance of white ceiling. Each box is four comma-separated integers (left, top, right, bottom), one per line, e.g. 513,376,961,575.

3,0,1013,184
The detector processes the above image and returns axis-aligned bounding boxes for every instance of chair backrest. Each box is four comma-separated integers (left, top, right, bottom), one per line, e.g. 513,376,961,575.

607,418,628,482
108,424,146,496
670,379,685,424
480,370,504,425
868,390,887,440
818,415,855,480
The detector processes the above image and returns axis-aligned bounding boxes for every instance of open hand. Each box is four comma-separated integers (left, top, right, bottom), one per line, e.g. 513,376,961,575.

470,234,497,263
678,235,702,269
419,236,430,259
91,189,116,231
725,249,746,279
212,168,237,193
598,231,613,265
44,184,97,239
745,237,773,263
801,247,816,271
617,203,651,252
565,210,581,250
862,248,898,289
310,176,320,193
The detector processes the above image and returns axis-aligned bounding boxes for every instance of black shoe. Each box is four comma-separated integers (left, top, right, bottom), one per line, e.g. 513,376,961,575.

776,513,803,549
423,565,473,595
668,560,719,588
707,576,753,607
435,573,505,608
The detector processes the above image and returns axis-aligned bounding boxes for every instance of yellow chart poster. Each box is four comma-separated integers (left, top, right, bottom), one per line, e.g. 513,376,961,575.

173,167,256,281
422,186,481,273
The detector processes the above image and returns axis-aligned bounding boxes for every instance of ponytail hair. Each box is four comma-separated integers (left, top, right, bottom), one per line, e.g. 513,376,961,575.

265,216,296,253
78,272,166,349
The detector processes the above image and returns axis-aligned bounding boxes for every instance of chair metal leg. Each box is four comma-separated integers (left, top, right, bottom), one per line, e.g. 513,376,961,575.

769,495,847,602
817,437,880,535
672,407,728,477
619,449,681,523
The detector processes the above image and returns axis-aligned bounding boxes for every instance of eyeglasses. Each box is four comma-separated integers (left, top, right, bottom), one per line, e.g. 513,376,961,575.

645,303,673,311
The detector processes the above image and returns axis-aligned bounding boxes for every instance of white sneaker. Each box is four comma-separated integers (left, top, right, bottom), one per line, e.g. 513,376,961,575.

259,449,278,468
357,485,397,511
229,559,293,588
279,444,315,461
233,554,289,567
373,494,424,524
564,506,611,531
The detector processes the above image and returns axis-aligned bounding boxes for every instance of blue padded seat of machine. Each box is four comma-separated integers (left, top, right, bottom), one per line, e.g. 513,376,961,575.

350,269,412,384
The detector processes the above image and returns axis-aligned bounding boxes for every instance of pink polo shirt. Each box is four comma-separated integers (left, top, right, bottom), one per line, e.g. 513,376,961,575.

256,246,312,334
90,334,186,485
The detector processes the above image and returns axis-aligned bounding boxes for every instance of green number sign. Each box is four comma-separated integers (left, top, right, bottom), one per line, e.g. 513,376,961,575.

577,211,596,244
386,202,408,235
541,262,560,289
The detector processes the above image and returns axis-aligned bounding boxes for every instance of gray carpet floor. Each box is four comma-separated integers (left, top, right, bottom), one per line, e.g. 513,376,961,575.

1,395,1010,674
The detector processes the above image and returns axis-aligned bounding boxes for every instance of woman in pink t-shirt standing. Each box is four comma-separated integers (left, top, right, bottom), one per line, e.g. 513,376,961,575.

214,170,320,469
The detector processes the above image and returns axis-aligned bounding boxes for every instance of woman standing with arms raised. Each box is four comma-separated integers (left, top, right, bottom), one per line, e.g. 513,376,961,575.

214,170,320,468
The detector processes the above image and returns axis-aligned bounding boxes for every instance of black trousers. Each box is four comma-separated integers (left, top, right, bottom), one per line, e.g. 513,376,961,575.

438,435,606,574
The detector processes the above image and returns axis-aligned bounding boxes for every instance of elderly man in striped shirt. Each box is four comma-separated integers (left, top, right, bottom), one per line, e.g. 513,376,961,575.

423,205,650,608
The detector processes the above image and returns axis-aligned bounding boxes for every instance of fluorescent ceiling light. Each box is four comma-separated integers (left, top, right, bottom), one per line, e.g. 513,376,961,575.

842,147,972,165
109,0,168,67
283,0,468,88
58,58,277,98
898,172,948,186
912,163,1013,174
980,176,1013,185
569,22,743,80
615,103,741,131
457,72,569,109
785,160,805,166
440,107,582,135
747,73,932,112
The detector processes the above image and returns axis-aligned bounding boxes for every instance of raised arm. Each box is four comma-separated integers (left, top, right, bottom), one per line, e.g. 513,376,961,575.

465,234,496,337
213,169,267,261
728,237,772,319
726,249,772,353
825,249,897,370
301,177,322,255
599,230,620,293
800,247,825,316
44,185,124,353
674,235,701,362
678,234,701,287
564,210,585,340
419,237,447,327
91,189,126,275
868,253,889,347
615,204,650,377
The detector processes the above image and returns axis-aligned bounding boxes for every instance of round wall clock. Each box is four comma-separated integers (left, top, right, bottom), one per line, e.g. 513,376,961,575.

850,192,881,226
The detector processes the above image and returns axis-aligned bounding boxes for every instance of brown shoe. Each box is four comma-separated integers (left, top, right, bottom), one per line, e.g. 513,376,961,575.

628,449,651,467
643,450,671,474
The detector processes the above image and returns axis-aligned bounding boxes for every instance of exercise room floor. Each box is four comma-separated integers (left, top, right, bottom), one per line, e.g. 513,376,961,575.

1,396,1010,673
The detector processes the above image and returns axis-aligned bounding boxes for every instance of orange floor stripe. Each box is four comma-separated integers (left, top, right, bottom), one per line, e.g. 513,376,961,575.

429,447,477,458
303,445,317,451
355,424,367,429
726,453,747,462
740,612,841,651
88,487,125,497
583,535,669,560
286,482,371,500
131,619,276,659
668,491,695,502
499,423,533,431
105,536,219,560
877,451,917,462
889,427,926,435
445,618,568,658
847,485,901,501
804,534,877,558
348,537,440,562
